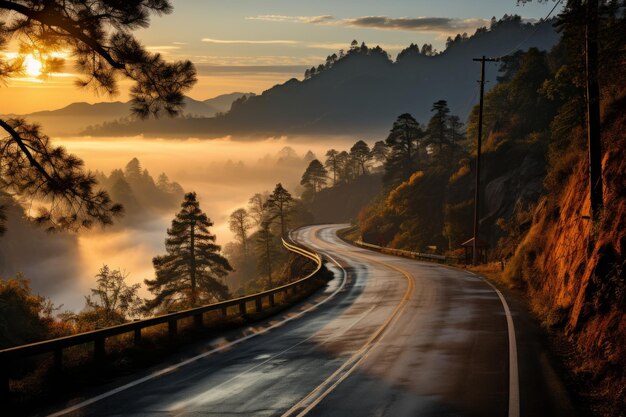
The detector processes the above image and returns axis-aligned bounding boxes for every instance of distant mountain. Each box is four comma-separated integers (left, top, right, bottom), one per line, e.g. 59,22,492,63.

203,93,254,113
84,16,560,139
2,93,253,136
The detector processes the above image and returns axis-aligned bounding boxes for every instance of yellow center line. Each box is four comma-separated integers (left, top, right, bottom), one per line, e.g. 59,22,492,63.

281,238,416,417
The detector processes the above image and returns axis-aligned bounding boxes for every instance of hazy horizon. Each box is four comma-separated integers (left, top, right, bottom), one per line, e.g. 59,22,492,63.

2,135,362,311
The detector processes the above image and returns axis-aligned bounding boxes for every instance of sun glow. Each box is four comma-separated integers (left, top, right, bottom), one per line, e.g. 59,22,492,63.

24,54,43,77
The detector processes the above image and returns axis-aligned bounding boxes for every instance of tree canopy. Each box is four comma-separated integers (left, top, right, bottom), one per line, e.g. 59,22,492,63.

301,159,328,193
265,183,294,236
383,113,424,187
145,192,231,310
0,0,196,233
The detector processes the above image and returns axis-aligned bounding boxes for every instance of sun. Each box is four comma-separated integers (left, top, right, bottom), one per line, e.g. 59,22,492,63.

24,54,43,77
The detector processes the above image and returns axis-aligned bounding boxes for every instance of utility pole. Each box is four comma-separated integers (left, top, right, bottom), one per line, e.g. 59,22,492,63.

472,56,498,265
586,0,603,221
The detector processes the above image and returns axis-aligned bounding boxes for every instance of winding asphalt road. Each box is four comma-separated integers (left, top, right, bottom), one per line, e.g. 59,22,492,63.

43,224,578,417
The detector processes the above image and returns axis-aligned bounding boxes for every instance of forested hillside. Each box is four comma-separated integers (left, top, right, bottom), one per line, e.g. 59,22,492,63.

352,3,625,415
85,16,559,138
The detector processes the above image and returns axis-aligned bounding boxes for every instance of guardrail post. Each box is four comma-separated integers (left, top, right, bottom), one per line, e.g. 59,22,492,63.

134,328,141,345
53,348,63,374
255,298,262,313
168,320,178,339
239,302,247,315
94,337,105,363
269,293,275,307
194,313,203,328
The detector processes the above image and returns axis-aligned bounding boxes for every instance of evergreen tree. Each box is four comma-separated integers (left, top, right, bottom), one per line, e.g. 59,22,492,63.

301,159,328,193
124,157,142,183
324,149,340,186
371,140,389,165
255,220,278,287
157,173,171,191
265,183,294,236
303,150,317,164
145,192,231,310
350,140,372,175
337,151,355,183
384,113,424,187
425,100,451,155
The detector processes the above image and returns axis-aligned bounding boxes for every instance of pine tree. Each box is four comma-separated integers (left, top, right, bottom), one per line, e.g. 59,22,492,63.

337,151,354,183
350,140,372,176
0,1,196,233
301,159,328,193
324,149,340,186
425,100,451,155
384,113,424,187
371,140,389,165
255,220,278,287
265,183,294,236
145,192,232,310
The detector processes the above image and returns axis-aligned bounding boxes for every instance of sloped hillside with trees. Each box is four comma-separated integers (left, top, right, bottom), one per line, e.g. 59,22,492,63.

354,3,625,414
85,15,560,138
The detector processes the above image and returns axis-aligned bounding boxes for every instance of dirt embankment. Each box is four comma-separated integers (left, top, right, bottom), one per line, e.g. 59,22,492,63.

506,95,625,416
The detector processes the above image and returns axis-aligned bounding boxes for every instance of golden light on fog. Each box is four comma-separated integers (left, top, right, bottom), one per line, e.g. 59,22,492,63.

24,54,43,77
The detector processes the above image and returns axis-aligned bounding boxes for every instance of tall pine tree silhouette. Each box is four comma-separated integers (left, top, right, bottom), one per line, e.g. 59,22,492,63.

145,192,231,310
265,183,294,236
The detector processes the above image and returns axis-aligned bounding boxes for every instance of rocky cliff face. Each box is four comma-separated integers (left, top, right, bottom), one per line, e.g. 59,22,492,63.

506,95,625,416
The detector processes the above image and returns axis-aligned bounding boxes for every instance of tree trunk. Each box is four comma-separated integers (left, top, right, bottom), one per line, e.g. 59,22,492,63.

586,0,603,222
190,223,197,306
265,231,272,287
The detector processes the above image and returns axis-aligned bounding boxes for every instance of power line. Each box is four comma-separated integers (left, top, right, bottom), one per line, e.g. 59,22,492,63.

496,0,564,59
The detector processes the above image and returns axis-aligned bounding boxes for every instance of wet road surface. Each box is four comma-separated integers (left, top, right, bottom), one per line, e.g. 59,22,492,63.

43,224,578,417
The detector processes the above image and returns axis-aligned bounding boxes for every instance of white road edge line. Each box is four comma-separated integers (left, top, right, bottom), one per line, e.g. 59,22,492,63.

47,231,348,417
469,272,520,417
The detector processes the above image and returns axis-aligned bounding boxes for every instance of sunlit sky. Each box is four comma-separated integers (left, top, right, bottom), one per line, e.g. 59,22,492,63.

1,0,560,114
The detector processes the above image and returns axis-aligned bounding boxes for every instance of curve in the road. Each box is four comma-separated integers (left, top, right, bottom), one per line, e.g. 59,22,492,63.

42,224,576,417
47,233,347,417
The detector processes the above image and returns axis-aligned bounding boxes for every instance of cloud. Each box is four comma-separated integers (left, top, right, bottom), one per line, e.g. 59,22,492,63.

341,16,489,33
246,14,488,35
246,15,334,24
201,38,300,45
306,42,407,51
146,45,182,52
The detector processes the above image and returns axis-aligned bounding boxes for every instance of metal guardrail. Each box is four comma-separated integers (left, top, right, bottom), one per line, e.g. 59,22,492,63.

0,238,324,395
354,240,460,265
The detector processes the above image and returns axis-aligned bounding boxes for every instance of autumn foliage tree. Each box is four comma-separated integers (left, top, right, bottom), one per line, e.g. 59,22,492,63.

0,274,55,348
0,0,196,233
145,192,231,310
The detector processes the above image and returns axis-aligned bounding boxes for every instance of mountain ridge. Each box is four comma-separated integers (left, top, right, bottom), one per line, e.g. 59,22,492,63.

2,92,254,136
85,16,560,139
